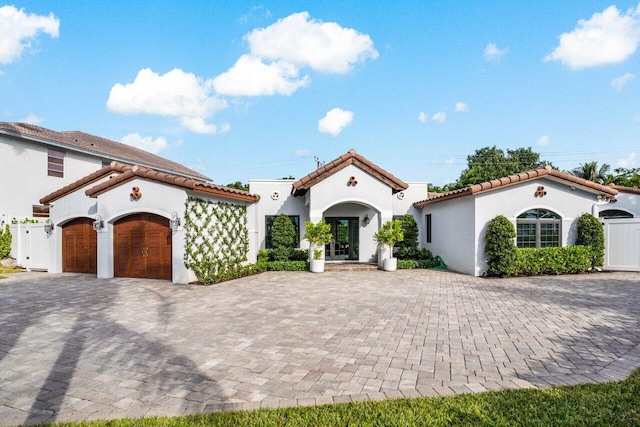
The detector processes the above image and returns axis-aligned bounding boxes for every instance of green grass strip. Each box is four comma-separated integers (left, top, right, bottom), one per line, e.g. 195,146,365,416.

50,368,640,426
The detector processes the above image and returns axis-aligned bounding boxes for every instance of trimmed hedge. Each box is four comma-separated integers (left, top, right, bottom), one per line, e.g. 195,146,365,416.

516,246,592,276
397,256,446,270
257,260,309,271
0,224,11,258
576,213,605,268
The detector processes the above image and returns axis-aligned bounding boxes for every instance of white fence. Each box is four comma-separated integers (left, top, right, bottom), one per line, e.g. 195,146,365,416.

603,218,640,272
9,223,49,271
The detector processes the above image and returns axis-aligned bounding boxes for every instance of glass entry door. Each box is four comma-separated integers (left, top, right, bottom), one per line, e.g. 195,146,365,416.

325,217,359,260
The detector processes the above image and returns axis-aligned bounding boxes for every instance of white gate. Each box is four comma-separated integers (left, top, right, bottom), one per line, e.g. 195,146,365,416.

9,223,49,271
603,218,640,272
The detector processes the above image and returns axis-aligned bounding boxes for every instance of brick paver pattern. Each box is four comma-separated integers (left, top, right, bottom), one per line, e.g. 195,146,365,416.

1,270,639,425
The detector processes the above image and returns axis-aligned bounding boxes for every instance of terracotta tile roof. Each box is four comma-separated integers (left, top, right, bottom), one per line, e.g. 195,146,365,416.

40,161,129,204
609,184,640,195
0,122,211,181
84,163,260,203
413,166,619,207
291,149,409,196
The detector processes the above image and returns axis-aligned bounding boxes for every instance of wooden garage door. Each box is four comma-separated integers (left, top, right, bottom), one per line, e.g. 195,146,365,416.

114,213,172,280
62,218,97,274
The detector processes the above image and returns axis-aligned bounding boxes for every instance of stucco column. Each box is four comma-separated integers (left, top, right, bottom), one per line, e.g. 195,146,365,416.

377,210,394,267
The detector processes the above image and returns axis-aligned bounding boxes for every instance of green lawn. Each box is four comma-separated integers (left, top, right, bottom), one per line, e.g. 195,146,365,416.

53,368,640,426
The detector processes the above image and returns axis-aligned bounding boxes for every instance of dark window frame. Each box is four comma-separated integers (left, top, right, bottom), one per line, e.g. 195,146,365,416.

599,209,633,219
265,215,300,249
516,208,561,248
426,214,432,243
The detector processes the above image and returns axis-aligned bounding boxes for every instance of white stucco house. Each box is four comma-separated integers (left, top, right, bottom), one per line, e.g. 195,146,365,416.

0,122,209,221
14,129,640,282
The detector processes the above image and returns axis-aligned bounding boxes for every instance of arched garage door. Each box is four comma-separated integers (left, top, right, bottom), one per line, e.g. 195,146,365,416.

114,213,172,280
62,218,97,274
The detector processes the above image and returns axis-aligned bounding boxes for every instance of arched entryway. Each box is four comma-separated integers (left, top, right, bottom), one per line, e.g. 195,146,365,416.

62,218,97,273
114,213,172,280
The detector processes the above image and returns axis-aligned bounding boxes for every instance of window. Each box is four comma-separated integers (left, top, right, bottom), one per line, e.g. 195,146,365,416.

426,214,432,243
265,215,300,249
516,208,561,248
47,149,65,177
599,209,633,219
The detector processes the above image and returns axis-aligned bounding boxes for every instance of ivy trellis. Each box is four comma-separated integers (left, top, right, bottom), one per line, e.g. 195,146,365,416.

183,197,249,281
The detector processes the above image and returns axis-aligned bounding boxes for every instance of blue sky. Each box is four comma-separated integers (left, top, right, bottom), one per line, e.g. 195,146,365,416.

2,1,639,186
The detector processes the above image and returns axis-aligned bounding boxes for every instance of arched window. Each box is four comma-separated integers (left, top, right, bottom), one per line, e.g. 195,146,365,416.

598,209,633,219
516,208,561,248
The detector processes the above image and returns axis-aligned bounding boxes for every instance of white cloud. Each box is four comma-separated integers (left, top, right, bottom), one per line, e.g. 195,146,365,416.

107,68,228,134
19,113,43,125
246,11,378,73
318,108,354,136
120,133,168,154
611,72,635,91
432,112,446,123
213,54,310,96
418,111,428,123
617,152,636,168
455,102,468,112
536,135,551,147
294,149,310,157
444,157,455,166
483,43,508,61
0,5,59,65
546,5,640,69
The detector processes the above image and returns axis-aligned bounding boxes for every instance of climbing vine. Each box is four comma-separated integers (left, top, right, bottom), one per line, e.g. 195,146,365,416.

183,197,249,282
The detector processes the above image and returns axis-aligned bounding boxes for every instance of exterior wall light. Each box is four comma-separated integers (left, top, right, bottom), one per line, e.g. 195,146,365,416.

170,212,181,230
363,214,370,225
92,215,104,231
44,219,53,234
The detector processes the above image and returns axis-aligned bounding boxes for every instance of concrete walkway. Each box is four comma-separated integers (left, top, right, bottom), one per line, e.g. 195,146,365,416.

1,270,639,425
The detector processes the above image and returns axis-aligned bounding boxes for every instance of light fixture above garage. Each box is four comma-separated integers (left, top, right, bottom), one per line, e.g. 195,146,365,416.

170,212,181,230
92,215,104,231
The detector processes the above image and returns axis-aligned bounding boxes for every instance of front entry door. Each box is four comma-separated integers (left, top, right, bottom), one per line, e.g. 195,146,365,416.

325,217,359,260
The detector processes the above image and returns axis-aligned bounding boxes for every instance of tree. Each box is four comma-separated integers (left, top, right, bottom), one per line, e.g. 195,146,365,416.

428,183,457,194
457,146,551,188
225,181,249,191
576,213,604,268
570,162,610,184
611,167,640,188
397,214,419,259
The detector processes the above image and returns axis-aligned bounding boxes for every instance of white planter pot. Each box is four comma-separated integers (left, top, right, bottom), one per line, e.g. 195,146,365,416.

383,257,397,272
310,258,325,273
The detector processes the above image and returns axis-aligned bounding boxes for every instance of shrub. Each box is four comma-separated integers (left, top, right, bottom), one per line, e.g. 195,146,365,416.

271,214,296,249
397,260,416,269
304,220,332,260
374,220,404,258
271,246,291,262
485,215,518,277
516,246,592,275
257,249,270,263
206,263,266,284
576,213,604,268
397,214,419,259
0,224,11,258
262,261,309,271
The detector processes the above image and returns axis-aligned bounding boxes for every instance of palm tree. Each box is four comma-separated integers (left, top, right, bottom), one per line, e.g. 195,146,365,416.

571,161,610,184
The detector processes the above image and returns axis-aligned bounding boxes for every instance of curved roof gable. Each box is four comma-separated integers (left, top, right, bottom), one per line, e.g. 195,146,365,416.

291,149,408,196
413,166,619,207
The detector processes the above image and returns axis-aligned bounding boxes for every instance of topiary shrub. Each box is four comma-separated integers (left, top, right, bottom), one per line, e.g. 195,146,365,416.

0,224,11,258
397,214,420,260
485,215,518,277
516,246,592,275
576,213,604,268
271,214,297,261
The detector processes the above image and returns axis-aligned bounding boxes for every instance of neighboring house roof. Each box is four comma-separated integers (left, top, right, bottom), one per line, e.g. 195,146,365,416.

413,166,619,207
40,162,129,204
609,184,640,195
81,163,260,203
291,149,409,196
0,122,211,181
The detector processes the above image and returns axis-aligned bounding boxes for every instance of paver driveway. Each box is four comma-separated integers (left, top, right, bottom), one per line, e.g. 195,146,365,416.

1,270,639,425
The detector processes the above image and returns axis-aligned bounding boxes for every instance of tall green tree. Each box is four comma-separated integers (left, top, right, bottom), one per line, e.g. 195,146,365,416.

611,167,640,187
570,162,610,184
457,146,551,188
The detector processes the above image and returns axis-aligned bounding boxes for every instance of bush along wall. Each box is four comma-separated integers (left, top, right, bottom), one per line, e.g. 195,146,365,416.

0,224,11,258
183,197,249,283
576,213,605,269
485,214,597,277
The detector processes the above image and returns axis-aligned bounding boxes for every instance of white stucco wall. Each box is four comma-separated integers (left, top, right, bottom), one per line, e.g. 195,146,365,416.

607,191,640,217
249,180,307,250
0,135,105,219
422,197,476,275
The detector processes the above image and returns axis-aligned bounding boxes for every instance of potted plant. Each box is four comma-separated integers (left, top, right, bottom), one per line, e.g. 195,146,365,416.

374,220,404,271
304,220,332,273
